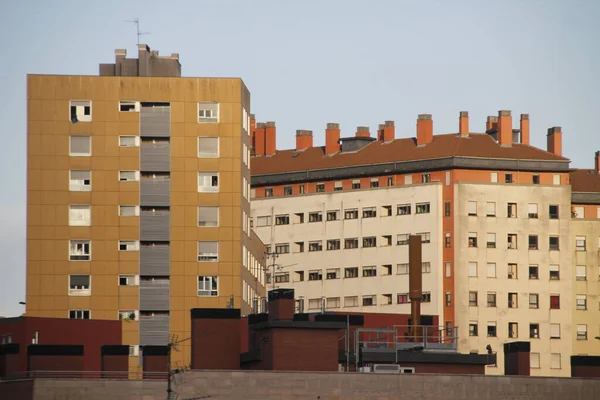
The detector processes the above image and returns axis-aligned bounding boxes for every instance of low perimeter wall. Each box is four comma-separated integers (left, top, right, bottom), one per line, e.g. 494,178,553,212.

3,370,600,400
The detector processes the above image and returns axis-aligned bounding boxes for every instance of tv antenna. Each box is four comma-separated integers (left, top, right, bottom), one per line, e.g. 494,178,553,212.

166,333,213,400
125,18,150,45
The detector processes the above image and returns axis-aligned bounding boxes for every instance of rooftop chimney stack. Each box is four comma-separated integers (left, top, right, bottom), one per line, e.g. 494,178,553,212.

325,123,341,155
295,130,313,151
265,121,276,156
268,289,295,321
497,110,513,146
459,111,469,137
356,126,370,138
379,121,395,142
254,123,266,156
486,116,498,132
520,114,530,145
596,151,600,174
416,114,433,146
547,127,563,156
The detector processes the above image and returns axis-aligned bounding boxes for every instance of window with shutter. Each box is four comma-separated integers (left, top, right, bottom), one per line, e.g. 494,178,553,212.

198,173,219,192
70,100,92,122
197,102,219,123
69,135,91,156
69,275,91,295
69,240,91,261
119,205,139,217
69,205,91,226
198,241,218,262
119,136,139,147
70,170,91,191
198,206,219,227
119,171,139,181
198,137,219,157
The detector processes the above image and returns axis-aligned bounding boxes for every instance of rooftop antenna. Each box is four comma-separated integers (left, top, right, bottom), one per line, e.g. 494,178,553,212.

125,18,150,46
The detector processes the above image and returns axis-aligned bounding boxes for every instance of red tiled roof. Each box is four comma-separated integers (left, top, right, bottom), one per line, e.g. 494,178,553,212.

570,169,600,193
251,133,569,176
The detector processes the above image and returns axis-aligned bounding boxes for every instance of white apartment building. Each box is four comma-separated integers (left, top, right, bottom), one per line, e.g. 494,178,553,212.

251,183,444,317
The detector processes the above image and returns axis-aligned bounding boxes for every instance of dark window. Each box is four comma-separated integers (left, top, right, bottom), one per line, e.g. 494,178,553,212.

549,236,559,250
284,186,292,195
528,235,538,250
550,295,560,310
505,173,513,183
316,184,325,192
370,180,379,188
549,205,559,219
532,174,540,184
444,202,451,217
265,188,273,197
529,265,538,279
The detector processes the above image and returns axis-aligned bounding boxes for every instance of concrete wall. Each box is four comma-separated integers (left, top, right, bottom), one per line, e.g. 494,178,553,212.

13,370,600,400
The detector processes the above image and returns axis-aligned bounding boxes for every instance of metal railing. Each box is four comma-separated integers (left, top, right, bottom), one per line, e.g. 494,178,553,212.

1,370,167,381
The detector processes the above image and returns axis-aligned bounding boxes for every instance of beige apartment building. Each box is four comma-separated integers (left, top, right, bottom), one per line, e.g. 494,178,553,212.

26,45,266,369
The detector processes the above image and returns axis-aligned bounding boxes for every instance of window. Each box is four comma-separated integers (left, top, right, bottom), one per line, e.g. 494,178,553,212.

445,232,451,248
198,276,218,296
308,270,323,281
344,267,359,278
327,239,340,250
69,135,91,156
397,234,410,245
119,205,139,216
507,202,517,218
70,100,91,122
362,295,376,306
362,237,376,248
381,205,392,217
416,203,430,214
529,293,539,309
487,233,496,248
491,172,498,183
468,232,477,247
256,216,272,227
507,234,517,249
576,294,587,310
118,310,138,321
119,275,138,286
118,136,140,149
344,296,358,307
198,206,219,227
549,236,559,250
576,265,587,280
369,179,379,188
198,137,219,157
550,323,561,339
445,262,452,278
469,322,478,337
528,203,538,219
326,210,339,221
294,242,304,253
308,211,323,222
294,271,304,282
469,291,478,306
551,353,561,369
381,235,392,246
397,293,409,304
397,204,411,215
486,202,496,217
397,263,409,275
487,263,496,278
576,236,586,251
69,275,90,295
69,310,90,320
549,205,559,219
487,322,497,337
530,353,540,368
197,102,219,123
119,171,140,182
264,188,273,197
119,100,139,112
299,185,305,194
468,201,477,216
274,273,289,283
326,297,341,309
316,183,325,192
508,293,518,308
573,206,584,219
421,173,430,183
334,181,342,191
362,266,377,277
275,214,289,225
445,292,452,306
198,173,219,192
468,262,477,277
198,241,218,262
382,265,392,276
508,263,517,279
308,241,322,252
553,174,560,185
294,212,305,223
275,243,290,254
530,323,540,339
283,186,292,195
532,174,540,184
326,268,340,279
344,238,358,249
352,180,361,189
550,295,560,310
69,240,91,261
528,235,538,250
549,264,560,280
505,173,513,183
362,207,377,218
69,170,91,191
69,205,91,226
119,240,139,251
387,176,393,186
487,292,496,307
308,298,323,310
529,265,538,279
444,202,451,217
577,324,587,340
421,292,431,302
344,209,358,219
508,322,518,338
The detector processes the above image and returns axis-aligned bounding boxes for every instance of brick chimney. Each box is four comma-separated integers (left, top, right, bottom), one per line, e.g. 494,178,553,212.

459,111,469,137
378,121,395,142
295,130,313,151
254,123,266,156
268,289,295,321
520,114,530,145
596,151,600,174
265,121,276,156
416,114,433,146
547,127,562,156
250,114,256,153
497,110,512,146
356,126,370,137
325,123,341,155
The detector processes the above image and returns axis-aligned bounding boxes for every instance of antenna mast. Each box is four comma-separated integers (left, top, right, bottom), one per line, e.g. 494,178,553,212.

125,18,150,45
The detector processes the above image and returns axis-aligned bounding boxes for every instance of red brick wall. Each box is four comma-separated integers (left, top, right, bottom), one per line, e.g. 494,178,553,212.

271,328,339,371
143,355,168,379
101,355,128,378
571,365,600,378
192,318,240,370
28,355,84,377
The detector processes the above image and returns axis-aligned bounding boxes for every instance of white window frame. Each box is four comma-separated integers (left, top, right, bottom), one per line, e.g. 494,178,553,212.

69,240,91,261
118,240,140,251
530,353,541,368
574,206,584,219
129,345,140,357
68,275,91,296
69,310,91,320
198,206,219,227
486,262,496,278
69,170,91,191
70,100,92,122
118,205,140,217
118,170,140,182
69,135,91,156
119,275,139,286
551,353,561,369
490,172,498,183
198,241,219,262
550,323,561,339
69,205,91,226
577,324,588,340
119,135,140,147
198,172,219,193
118,310,139,321
553,174,560,185
198,276,219,296
486,202,496,217
468,262,477,277
468,201,477,216
198,137,220,158
197,102,220,123
576,265,587,280
119,101,140,112
576,236,586,251
576,294,587,310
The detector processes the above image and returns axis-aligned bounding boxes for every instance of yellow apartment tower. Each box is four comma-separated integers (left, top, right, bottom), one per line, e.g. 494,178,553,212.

25,45,266,369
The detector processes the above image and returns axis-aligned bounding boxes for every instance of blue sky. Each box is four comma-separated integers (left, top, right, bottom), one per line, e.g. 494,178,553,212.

0,0,599,317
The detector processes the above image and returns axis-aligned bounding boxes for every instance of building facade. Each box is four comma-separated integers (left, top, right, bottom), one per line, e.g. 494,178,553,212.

25,45,266,370
249,111,590,376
